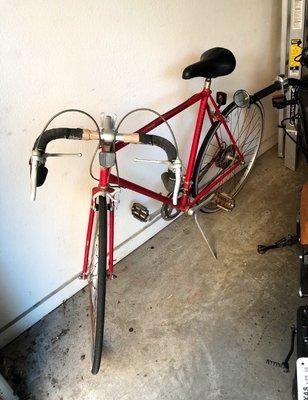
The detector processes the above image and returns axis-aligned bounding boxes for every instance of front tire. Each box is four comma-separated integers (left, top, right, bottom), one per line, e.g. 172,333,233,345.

192,101,264,212
88,196,107,375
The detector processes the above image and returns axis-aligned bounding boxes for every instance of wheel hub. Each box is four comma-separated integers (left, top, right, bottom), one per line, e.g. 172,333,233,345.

215,144,236,169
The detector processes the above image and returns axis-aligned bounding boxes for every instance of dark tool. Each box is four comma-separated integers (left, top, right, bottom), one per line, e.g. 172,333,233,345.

257,234,298,254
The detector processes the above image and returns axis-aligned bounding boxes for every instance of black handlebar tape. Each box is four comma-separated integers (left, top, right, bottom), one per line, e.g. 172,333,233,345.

250,81,281,102
33,128,83,152
288,78,308,88
138,134,177,162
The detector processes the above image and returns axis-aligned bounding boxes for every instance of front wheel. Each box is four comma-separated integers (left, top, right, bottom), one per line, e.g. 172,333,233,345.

192,101,264,212
88,196,107,375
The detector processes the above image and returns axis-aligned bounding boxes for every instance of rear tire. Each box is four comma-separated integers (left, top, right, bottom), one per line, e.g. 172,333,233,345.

192,101,264,212
292,372,297,400
88,196,107,375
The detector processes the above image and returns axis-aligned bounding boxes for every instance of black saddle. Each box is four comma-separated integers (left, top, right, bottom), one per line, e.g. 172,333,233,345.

182,47,236,80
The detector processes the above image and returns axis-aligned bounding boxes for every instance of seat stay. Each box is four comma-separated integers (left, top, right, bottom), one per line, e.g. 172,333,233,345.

208,95,244,161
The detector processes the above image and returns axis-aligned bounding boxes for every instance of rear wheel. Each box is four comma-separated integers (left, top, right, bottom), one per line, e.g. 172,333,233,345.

298,103,308,161
292,372,297,400
88,196,107,375
192,101,264,212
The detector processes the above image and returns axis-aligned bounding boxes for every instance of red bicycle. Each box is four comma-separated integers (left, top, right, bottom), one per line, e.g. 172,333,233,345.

30,48,271,374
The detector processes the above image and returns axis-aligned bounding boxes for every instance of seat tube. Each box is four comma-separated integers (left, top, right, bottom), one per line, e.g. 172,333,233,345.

181,85,210,205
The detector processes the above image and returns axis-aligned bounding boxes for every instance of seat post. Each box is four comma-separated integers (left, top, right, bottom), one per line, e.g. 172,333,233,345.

204,78,211,89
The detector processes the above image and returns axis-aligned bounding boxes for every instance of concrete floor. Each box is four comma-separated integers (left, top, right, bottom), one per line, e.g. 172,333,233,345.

1,147,308,400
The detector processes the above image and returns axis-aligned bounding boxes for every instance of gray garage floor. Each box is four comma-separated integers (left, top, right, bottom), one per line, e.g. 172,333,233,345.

1,147,308,400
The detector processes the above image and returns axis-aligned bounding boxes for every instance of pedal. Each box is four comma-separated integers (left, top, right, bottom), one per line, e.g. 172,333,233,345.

214,192,235,212
131,202,150,222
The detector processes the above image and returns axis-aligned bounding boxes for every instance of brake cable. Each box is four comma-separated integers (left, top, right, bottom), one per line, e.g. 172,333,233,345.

89,107,180,183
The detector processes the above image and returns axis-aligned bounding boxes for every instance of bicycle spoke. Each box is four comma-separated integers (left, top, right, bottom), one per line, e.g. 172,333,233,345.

236,108,259,144
195,102,263,212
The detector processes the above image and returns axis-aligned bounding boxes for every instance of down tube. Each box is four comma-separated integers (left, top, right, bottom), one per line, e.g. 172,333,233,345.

109,174,174,206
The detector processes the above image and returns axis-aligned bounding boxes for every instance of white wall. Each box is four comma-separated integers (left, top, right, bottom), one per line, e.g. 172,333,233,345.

0,0,281,347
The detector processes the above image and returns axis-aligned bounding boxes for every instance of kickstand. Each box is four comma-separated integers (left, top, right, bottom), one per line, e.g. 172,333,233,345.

194,213,217,260
281,325,296,373
257,234,298,254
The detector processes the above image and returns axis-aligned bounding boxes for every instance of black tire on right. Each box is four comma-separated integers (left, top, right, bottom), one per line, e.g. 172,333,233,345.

298,87,308,161
91,196,107,375
292,371,297,400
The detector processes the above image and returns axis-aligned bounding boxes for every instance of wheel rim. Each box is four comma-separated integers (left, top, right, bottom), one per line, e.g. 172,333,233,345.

197,103,263,212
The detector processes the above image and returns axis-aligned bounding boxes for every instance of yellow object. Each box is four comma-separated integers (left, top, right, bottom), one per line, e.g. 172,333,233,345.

290,39,301,70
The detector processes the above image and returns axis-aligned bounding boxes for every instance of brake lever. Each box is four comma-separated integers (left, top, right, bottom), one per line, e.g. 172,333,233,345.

30,153,39,201
134,157,182,205
170,157,182,205
30,152,82,201
44,152,82,158
134,158,170,165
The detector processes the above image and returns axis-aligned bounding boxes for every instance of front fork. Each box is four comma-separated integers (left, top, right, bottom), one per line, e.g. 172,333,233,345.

108,205,115,277
82,115,119,281
81,198,95,279
81,183,116,281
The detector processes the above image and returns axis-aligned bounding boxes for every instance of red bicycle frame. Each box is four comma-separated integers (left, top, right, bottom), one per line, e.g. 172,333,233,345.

82,85,243,278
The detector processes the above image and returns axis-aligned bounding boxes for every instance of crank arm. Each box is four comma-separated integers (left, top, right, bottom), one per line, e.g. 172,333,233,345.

148,209,162,222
